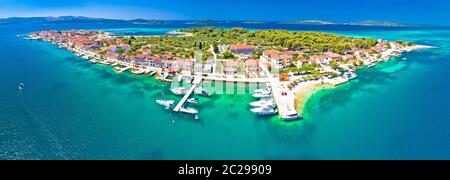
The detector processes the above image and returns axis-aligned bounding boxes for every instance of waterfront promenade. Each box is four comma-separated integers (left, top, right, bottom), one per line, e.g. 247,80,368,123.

270,79,299,119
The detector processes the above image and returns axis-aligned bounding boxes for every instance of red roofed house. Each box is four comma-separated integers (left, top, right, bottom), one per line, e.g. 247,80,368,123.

324,52,343,62
229,44,255,57
223,60,238,75
261,50,294,69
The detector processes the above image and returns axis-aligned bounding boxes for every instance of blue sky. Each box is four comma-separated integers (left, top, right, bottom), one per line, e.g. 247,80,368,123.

1,0,449,25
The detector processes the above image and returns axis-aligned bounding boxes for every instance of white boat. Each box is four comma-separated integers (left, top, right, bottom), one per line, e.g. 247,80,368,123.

194,87,211,96
253,92,271,98
344,72,358,80
18,83,24,92
100,60,111,65
89,59,97,64
171,87,186,95
177,75,183,82
368,63,376,68
187,98,199,104
254,84,272,94
131,69,146,75
114,65,130,73
110,61,119,66
282,110,302,121
251,106,277,116
180,107,198,114
148,71,156,76
402,57,407,60
156,100,174,109
250,99,275,108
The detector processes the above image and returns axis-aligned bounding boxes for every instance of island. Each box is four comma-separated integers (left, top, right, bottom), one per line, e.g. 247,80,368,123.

25,27,432,121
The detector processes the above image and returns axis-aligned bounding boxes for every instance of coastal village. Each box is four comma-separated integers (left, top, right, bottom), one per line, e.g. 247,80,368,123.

26,28,426,121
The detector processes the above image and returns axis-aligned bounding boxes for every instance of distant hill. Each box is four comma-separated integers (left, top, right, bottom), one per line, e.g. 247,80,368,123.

279,20,434,27
347,20,417,27
280,20,338,25
0,16,126,24
129,19,167,25
0,16,438,28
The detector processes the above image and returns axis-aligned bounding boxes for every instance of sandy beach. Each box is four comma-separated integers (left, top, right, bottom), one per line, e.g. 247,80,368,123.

293,81,334,114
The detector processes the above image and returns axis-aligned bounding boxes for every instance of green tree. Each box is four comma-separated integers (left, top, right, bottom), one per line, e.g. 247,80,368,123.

329,60,339,70
117,48,124,55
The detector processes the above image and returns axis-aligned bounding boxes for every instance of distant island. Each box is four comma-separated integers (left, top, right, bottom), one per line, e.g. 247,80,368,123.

279,20,433,27
23,27,432,121
0,16,439,28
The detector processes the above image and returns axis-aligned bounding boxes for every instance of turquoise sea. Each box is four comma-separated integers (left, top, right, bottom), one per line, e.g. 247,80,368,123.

1,23,449,160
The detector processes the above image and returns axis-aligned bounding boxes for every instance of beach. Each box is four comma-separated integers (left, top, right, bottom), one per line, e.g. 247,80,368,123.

293,81,334,114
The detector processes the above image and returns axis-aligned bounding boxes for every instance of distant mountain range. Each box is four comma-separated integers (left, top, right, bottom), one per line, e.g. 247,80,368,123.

0,16,439,27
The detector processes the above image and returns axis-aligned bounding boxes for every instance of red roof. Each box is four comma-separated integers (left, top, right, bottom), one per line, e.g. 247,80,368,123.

230,44,255,50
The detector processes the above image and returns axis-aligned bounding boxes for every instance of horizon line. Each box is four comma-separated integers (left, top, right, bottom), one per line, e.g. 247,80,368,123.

0,15,446,27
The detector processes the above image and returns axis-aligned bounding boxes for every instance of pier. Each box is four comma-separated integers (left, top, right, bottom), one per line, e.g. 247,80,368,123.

173,77,203,112
270,79,298,119
202,76,269,83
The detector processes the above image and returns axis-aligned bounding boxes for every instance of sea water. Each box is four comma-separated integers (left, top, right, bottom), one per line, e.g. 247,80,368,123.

0,23,449,159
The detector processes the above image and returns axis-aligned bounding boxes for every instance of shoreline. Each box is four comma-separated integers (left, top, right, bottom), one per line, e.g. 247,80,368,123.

292,44,434,115
112,30,194,38
293,81,334,114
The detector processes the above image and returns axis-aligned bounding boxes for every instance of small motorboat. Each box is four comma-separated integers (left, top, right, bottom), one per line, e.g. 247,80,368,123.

180,106,198,114
253,92,271,98
251,105,277,116
156,100,175,109
148,71,156,76
110,61,119,66
282,110,302,121
89,59,97,64
171,87,186,95
250,99,275,108
187,98,199,104
18,83,24,92
194,87,212,96
254,85,272,94
344,72,358,80
131,69,146,75
114,65,130,73
100,60,111,65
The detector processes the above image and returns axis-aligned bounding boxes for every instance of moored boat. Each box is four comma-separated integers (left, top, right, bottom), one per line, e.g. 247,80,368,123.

171,87,186,95
253,92,271,98
148,70,156,76
180,107,198,114
100,60,112,65
194,87,212,96
187,98,199,104
251,106,277,116
250,99,275,108
344,72,358,80
114,65,130,73
156,100,175,109
131,69,146,75
282,110,302,121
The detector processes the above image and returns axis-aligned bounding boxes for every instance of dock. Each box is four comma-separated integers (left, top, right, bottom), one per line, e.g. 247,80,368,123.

173,77,203,112
270,79,298,119
202,76,269,83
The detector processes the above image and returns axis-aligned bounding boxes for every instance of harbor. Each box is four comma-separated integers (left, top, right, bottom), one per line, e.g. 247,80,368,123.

23,28,430,122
